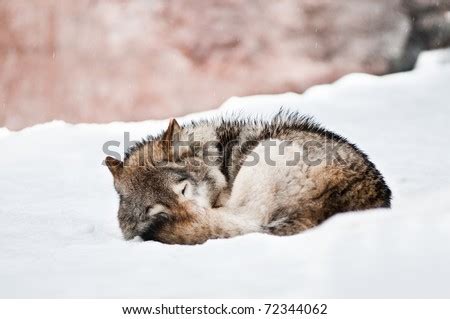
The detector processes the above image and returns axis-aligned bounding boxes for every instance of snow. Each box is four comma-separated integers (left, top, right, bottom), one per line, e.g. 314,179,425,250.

1,50,450,298
415,48,450,69
0,127,10,139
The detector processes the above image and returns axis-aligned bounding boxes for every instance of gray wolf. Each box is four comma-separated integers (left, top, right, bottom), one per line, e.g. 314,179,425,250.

105,112,391,244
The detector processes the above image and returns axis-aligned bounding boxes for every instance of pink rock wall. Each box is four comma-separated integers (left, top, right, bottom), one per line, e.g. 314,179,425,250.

0,0,449,130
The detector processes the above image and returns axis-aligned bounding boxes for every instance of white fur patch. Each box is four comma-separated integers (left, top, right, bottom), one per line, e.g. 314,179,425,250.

194,183,212,208
147,204,168,216
173,181,212,208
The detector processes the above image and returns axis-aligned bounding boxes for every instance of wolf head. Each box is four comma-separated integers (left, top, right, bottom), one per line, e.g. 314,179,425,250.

105,119,227,244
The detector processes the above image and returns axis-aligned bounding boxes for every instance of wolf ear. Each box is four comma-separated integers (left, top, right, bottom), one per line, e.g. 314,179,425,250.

162,118,181,141
105,156,123,178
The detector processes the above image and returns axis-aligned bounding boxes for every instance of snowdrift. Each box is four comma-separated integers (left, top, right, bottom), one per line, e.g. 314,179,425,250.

1,51,450,298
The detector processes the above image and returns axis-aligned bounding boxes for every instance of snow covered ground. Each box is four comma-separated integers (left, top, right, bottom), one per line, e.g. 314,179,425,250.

1,50,450,298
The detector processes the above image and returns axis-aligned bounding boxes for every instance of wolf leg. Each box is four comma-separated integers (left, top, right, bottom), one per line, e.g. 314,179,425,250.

263,216,318,236
261,204,321,236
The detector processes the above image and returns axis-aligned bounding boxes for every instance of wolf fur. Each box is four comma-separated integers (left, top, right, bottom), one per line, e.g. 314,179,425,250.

105,112,391,245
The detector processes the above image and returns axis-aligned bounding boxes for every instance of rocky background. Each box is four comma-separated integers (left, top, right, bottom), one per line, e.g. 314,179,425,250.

1,0,449,130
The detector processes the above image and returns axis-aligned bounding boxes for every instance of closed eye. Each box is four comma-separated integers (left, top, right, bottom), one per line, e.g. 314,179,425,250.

181,183,188,196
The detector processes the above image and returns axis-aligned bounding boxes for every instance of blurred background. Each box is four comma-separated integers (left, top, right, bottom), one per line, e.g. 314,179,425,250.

1,0,449,130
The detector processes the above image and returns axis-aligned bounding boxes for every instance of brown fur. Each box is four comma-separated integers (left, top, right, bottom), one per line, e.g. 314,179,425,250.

106,112,391,244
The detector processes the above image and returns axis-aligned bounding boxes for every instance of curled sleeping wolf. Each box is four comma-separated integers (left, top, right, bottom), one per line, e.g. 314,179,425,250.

105,112,391,245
